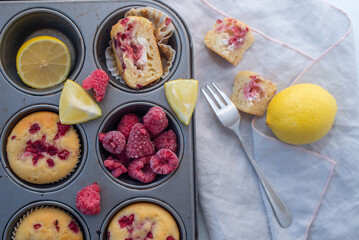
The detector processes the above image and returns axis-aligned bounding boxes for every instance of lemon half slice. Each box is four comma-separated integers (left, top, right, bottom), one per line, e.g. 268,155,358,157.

59,80,102,124
16,36,71,89
165,79,198,125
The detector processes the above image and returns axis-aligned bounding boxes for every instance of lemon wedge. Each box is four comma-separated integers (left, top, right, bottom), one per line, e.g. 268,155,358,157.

165,79,198,125
59,80,102,124
16,36,71,89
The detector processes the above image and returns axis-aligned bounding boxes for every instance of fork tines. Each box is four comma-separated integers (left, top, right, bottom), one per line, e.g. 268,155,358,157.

202,82,231,110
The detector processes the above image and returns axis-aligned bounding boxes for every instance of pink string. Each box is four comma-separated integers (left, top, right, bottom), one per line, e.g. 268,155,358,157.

200,0,353,238
200,0,316,60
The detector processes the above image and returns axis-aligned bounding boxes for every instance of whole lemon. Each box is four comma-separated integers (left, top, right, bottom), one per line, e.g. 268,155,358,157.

266,83,337,145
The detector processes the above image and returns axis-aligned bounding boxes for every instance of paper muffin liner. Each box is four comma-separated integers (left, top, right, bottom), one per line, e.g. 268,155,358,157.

105,7,176,85
11,205,82,239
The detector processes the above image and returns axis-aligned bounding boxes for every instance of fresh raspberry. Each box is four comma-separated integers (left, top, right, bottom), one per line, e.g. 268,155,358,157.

126,123,155,158
76,182,101,215
127,156,157,183
150,149,179,175
104,156,127,178
117,113,140,140
115,152,132,167
143,107,169,136
82,69,110,102
153,130,177,152
100,131,126,154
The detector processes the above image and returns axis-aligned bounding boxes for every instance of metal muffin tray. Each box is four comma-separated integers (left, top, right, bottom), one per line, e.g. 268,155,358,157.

0,0,197,239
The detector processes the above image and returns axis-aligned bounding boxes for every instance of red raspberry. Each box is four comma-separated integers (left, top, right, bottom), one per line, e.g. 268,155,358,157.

127,156,157,183
126,123,155,158
82,69,109,102
153,130,177,152
143,107,169,136
100,131,126,154
76,182,101,215
150,149,179,175
117,113,139,140
104,156,127,178
114,151,132,168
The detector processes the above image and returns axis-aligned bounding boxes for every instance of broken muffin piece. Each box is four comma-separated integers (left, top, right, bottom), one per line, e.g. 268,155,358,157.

110,16,163,89
231,71,276,116
204,18,254,65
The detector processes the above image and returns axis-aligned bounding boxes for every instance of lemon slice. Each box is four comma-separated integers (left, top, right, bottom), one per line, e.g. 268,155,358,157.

165,79,198,125
16,36,71,89
59,80,102,124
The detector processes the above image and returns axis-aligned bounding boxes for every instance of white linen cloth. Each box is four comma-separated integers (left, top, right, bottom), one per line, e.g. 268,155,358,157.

165,0,359,239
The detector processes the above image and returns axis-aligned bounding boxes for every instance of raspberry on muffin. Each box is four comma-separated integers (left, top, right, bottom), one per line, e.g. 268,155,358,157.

13,207,83,239
231,71,277,116
6,111,80,184
111,16,163,89
204,18,254,65
107,203,179,240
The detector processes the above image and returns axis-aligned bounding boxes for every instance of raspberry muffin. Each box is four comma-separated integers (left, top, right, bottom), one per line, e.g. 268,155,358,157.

13,207,83,239
111,16,163,89
107,202,179,240
231,71,277,116
204,18,254,65
6,111,80,184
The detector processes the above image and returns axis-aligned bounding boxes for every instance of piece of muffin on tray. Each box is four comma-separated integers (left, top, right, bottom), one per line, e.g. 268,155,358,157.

111,16,163,89
204,18,254,65
231,71,276,116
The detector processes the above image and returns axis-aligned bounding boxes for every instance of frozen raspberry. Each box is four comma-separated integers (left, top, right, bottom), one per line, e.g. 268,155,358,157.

117,113,140,140
143,107,169,136
150,149,179,175
76,182,101,215
104,156,127,178
115,152,132,167
100,131,126,155
153,130,177,152
126,123,155,158
127,156,157,183
82,69,110,102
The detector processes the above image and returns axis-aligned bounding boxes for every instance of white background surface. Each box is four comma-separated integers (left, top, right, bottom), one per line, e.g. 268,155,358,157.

196,0,359,239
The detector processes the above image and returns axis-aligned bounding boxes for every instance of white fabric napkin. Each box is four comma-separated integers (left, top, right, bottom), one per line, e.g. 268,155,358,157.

166,0,359,239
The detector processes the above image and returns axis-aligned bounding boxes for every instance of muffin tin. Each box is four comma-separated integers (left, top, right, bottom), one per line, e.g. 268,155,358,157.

0,1,196,239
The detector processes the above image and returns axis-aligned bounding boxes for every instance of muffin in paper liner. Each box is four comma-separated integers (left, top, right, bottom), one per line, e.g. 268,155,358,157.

11,205,83,240
6,111,82,185
105,7,176,86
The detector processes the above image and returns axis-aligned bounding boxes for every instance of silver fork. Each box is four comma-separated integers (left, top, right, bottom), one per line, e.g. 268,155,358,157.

202,82,292,228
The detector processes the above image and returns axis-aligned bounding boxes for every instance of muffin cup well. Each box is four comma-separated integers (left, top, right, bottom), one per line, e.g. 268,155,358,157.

97,102,184,189
0,8,85,95
3,201,90,240
0,104,88,192
99,197,186,240
93,6,181,93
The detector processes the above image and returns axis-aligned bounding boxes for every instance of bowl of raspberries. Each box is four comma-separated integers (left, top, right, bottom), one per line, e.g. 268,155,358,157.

97,102,183,188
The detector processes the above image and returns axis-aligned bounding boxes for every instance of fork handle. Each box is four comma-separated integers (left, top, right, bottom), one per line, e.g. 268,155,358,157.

229,125,293,228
